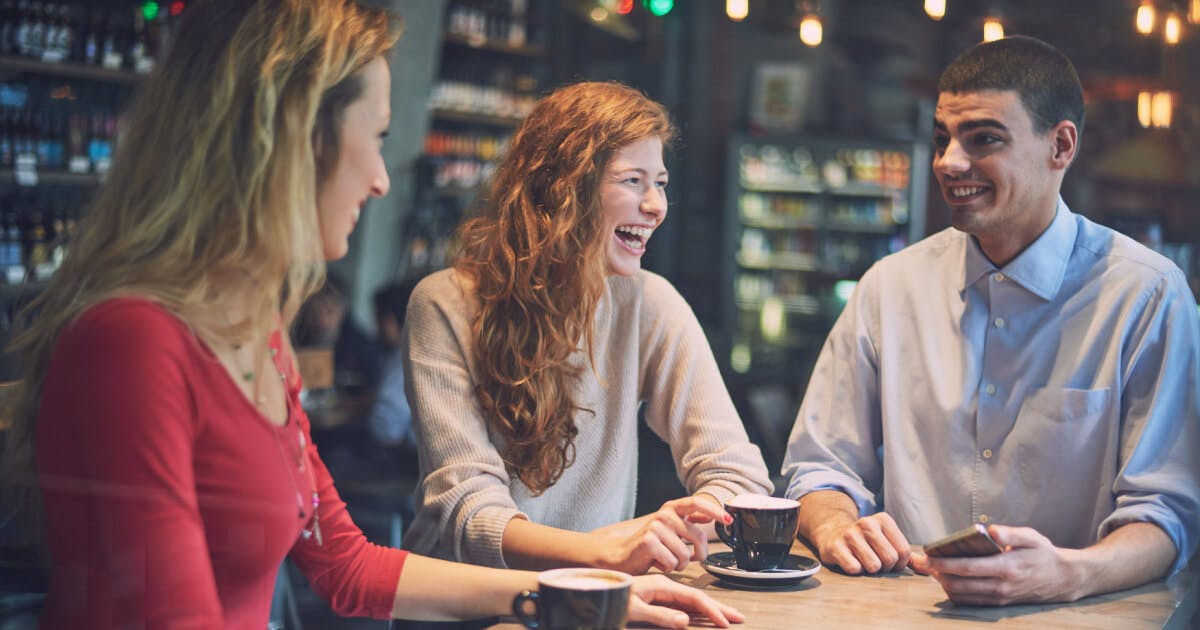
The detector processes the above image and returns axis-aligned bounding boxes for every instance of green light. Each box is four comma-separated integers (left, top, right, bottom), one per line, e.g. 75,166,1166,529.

643,0,673,17
834,280,858,303
142,1,160,21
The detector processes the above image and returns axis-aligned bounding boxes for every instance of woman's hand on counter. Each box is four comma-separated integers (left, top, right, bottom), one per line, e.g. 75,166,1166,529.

628,574,744,629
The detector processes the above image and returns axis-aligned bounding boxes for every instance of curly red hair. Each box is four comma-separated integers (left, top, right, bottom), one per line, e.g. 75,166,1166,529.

455,82,675,493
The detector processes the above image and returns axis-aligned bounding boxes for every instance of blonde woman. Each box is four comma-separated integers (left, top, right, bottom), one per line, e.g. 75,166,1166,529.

404,82,773,574
0,2,741,628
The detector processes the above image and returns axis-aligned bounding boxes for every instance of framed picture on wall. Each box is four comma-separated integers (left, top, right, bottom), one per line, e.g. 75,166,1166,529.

748,62,811,132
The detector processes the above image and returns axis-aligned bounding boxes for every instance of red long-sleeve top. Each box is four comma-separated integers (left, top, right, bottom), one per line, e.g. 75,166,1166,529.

36,298,407,629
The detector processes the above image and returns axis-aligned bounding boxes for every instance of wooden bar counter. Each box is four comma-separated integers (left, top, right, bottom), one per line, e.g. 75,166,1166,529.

493,541,1199,629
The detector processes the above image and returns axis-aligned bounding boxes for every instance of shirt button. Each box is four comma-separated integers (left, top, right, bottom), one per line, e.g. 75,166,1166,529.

985,384,996,395
982,448,993,459
994,317,1006,328
979,514,990,523
993,273,1005,282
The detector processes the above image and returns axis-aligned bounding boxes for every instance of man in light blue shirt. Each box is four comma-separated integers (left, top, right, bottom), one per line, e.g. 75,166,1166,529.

368,281,418,447
782,35,1199,606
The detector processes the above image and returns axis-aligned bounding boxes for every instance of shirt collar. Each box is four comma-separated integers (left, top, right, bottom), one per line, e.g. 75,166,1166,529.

960,197,1077,301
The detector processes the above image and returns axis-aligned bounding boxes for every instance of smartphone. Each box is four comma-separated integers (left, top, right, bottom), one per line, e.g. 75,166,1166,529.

923,524,1003,558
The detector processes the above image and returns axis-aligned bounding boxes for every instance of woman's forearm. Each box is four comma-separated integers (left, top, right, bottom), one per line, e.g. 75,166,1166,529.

501,517,605,570
391,554,538,621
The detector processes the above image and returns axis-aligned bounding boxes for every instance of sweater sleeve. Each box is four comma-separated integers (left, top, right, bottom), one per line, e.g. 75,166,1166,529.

402,272,525,568
36,301,224,627
636,272,774,503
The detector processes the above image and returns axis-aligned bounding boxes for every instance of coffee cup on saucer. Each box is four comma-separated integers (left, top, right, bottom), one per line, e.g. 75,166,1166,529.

715,494,801,571
512,567,631,629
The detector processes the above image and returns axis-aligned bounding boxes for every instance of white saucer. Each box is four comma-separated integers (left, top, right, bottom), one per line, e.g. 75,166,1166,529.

701,552,820,586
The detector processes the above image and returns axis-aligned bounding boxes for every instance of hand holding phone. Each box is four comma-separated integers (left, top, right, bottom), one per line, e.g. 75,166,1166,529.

923,524,1003,558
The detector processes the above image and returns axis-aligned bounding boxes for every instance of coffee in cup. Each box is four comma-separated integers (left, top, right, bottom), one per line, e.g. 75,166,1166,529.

512,568,631,629
715,494,800,571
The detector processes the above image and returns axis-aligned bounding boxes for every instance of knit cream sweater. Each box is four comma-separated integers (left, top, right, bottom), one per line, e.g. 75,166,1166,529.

401,268,772,568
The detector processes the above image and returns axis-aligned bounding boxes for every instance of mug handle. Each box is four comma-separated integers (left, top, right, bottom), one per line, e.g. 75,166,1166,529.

715,520,736,547
512,590,540,629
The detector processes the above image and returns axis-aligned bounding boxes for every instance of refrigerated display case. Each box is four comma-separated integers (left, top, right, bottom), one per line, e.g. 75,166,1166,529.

722,134,929,387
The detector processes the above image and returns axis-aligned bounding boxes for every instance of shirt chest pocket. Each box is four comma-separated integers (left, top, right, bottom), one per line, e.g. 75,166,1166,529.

1016,387,1115,491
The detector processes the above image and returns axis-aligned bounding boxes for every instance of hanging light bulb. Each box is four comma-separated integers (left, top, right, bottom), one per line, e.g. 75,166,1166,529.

925,0,946,21
727,0,749,21
1136,1,1156,34
1164,11,1182,43
1189,0,1200,24
1137,90,1153,128
983,17,1004,41
799,14,823,46
1151,91,1173,128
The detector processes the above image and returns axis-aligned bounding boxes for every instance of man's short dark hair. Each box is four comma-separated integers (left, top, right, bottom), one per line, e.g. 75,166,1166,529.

938,35,1085,136
373,279,420,326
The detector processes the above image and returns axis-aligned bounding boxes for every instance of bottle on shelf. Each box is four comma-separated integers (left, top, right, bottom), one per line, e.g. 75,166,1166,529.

0,107,13,168
99,9,125,70
0,0,18,55
0,209,25,284
83,111,112,175
79,4,100,65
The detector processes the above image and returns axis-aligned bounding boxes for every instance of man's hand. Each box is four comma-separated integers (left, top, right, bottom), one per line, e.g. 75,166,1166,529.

909,525,1084,605
590,495,731,575
811,511,913,574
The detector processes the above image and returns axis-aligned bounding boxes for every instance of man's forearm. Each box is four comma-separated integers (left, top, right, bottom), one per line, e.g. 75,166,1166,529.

796,489,859,547
1065,521,1175,600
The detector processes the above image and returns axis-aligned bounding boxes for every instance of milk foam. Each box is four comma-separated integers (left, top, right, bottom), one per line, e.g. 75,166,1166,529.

540,569,631,591
726,494,800,510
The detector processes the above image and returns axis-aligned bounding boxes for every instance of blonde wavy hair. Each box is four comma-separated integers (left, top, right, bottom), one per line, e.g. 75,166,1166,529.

1,0,398,525
456,82,675,494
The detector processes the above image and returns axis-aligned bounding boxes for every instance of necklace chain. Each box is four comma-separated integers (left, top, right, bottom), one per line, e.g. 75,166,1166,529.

262,334,323,546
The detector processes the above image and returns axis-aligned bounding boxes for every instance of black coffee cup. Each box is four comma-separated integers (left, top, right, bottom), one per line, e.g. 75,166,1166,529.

715,494,800,571
512,568,631,629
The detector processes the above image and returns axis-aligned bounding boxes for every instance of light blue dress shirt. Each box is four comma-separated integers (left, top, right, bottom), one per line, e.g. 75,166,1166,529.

368,349,414,445
783,199,1200,573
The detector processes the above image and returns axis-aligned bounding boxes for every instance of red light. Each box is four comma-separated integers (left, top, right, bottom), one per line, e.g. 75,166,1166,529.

169,1,185,17
616,0,634,14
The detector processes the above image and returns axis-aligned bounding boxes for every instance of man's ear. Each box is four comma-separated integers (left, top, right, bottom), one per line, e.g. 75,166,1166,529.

1049,120,1078,170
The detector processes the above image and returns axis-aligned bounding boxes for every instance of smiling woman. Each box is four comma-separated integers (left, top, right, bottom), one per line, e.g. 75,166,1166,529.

402,81,773,576
0,4,742,629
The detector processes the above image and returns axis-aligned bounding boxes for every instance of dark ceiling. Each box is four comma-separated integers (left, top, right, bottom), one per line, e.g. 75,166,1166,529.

744,0,1194,91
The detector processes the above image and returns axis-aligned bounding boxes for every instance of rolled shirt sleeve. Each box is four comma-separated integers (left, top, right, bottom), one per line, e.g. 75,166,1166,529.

782,264,883,517
1098,269,1200,574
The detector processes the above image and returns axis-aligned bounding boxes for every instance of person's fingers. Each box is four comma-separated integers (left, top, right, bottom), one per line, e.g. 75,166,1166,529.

651,507,693,538
647,521,692,571
628,596,692,630
843,527,883,574
860,525,901,571
877,517,913,570
927,553,1012,579
684,521,708,561
935,574,1016,606
823,538,864,575
987,525,1040,551
908,550,932,575
631,577,740,627
667,496,730,524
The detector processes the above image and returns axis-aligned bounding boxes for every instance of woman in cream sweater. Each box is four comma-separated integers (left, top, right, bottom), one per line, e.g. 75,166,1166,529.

403,81,772,574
